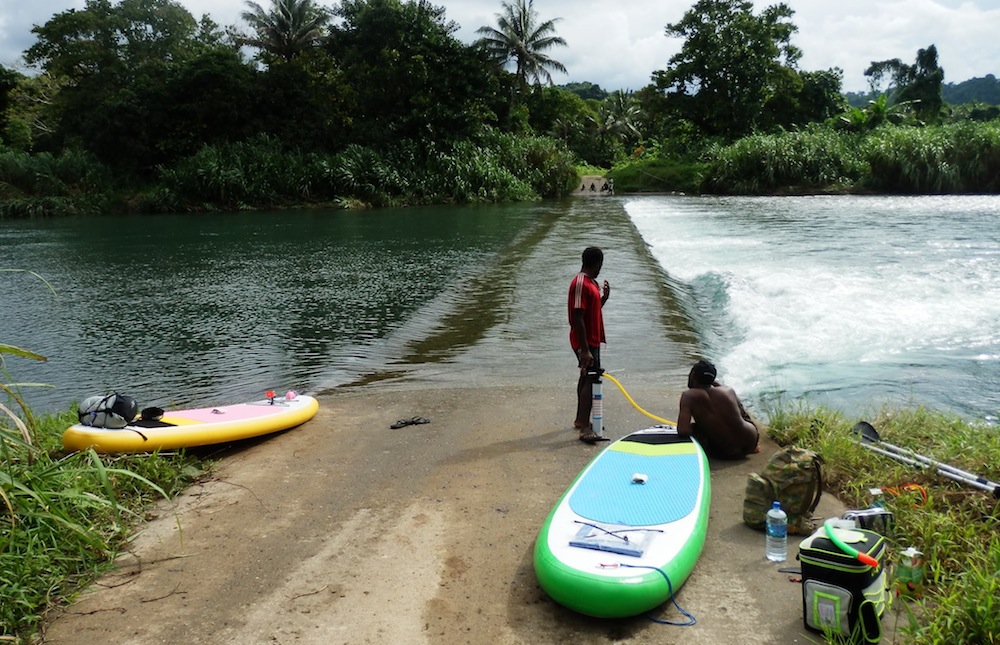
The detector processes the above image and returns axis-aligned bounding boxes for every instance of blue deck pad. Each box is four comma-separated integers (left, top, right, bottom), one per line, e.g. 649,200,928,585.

568,450,702,526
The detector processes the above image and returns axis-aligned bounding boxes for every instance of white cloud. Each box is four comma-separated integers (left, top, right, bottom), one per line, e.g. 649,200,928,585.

1,0,997,93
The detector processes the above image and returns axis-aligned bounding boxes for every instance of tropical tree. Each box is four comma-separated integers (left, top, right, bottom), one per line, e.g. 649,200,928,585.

652,0,801,140
24,0,217,159
239,0,332,63
25,0,203,81
865,45,945,124
475,0,567,88
602,90,642,145
581,94,642,166
330,0,503,146
837,94,913,132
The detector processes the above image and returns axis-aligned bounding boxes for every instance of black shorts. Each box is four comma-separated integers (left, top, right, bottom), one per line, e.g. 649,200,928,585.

574,346,601,370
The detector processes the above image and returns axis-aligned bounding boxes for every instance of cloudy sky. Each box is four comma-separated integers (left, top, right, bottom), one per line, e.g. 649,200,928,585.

1,0,997,93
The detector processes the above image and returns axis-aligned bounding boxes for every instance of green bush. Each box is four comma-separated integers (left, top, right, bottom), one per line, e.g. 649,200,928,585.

863,122,1000,193
0,405,206,640
703,127,867,194
696,122,1000,195
608,157,707,194
0,148,113,218
150,130,578,211
153,135,320,211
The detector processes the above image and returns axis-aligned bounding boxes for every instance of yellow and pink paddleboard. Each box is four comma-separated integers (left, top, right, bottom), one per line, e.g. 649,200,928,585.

62,391,318,454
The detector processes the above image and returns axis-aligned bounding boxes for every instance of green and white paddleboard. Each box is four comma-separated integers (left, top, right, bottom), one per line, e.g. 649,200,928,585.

533,426,711,618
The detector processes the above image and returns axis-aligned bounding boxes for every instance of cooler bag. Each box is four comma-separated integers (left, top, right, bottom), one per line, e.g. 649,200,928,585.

798,526,890,644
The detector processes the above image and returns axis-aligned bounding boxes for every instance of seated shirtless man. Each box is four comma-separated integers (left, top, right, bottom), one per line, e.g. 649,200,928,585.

677,360,759,459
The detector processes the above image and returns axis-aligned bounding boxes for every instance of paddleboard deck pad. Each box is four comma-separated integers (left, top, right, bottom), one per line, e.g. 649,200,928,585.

62,394,319,453
533,426,711,618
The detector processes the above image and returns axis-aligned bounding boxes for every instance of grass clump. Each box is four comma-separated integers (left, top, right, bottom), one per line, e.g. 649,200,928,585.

766,404,1000,644
607,156,707,194
0,403,208,642
703,128,867,195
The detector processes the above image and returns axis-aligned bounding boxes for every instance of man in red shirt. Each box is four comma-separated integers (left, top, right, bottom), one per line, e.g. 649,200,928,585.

568,247,610,444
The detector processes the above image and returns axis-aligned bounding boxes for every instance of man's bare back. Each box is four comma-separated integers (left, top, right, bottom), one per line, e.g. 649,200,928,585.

677,361,759,460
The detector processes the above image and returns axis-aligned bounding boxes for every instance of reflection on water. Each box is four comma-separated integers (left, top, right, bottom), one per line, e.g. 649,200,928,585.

9,194,995,422
3,201,696,414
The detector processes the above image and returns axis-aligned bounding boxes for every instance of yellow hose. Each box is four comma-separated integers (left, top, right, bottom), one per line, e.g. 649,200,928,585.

601,372,677,427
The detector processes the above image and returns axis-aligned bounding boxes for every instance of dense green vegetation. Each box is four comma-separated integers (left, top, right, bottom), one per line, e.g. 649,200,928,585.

767,405,1000,645
695,121,1000,195
1,348,207,641
1,0,997,217
1,0,582,215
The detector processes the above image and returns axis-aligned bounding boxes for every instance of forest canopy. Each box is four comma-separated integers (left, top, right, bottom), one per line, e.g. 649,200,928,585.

0,0,997,216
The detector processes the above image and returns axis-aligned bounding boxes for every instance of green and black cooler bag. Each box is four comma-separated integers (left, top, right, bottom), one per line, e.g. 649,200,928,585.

798,526,890,644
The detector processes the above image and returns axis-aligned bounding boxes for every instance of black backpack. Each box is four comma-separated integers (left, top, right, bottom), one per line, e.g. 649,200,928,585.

78,393,138,429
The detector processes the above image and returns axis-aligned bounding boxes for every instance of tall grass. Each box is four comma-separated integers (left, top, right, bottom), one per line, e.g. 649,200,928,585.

702,121,1000,195
0,405,206,641
608,157,707,194
150,135,321,211
766,404,1000,644
0,148,114,218
148,130,578,212
1,334,207,643
864,122,1000,193
703,127,868,194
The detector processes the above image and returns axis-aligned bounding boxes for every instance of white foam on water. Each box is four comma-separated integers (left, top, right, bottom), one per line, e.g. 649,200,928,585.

625,195,1000,418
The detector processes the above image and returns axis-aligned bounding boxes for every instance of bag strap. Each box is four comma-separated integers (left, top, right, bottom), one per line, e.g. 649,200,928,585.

806,455,823,514
79,392,117,424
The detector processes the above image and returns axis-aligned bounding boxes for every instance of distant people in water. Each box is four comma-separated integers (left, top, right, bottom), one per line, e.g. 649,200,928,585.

676,360,759,459
577,178,613,195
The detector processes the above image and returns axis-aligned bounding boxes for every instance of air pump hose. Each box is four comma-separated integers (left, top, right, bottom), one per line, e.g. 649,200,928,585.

600,372,677,427
823,519,879,568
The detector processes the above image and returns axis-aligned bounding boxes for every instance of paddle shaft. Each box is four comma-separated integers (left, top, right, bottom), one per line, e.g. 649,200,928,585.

858,442,1000,497
871,438,1000,490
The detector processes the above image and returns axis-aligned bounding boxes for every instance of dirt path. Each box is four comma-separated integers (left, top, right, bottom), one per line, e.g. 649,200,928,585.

42,383,888,644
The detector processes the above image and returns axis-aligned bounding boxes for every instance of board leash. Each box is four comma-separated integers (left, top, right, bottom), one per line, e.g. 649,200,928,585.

618,563,697,626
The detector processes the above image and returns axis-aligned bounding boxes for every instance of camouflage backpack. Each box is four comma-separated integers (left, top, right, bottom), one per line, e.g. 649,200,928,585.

743,446,824,535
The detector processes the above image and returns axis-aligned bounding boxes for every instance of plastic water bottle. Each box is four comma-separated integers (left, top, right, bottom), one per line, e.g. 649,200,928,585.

765,501,788,562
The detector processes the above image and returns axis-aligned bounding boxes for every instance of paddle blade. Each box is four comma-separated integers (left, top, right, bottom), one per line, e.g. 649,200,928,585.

852,421,880,443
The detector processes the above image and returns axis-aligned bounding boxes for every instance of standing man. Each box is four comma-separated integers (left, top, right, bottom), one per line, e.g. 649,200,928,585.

568,247,610,444
677,360,759,459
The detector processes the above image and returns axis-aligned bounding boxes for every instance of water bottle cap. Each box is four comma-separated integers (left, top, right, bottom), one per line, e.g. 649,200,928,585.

772,501,781,509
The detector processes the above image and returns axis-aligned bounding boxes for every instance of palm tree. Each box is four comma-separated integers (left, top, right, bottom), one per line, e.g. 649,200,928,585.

602,90,642,144
239,0,331,62
475,0,567,87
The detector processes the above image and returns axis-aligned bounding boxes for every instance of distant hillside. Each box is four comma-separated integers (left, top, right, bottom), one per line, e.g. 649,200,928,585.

942,75,1000,105
558,82,609,101
846,74,1000,107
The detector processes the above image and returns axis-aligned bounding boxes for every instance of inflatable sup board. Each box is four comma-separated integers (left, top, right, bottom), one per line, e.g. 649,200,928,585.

533,425,710,618
62,392,319,453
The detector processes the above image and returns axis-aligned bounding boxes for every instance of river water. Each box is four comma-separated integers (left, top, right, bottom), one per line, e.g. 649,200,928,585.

624,194,1000,423
3,195,998,423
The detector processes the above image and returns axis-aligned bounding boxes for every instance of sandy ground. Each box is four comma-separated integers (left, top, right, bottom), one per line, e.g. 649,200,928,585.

41,382,899,645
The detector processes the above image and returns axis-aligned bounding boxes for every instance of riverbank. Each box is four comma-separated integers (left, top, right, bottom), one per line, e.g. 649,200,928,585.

40,382,883,645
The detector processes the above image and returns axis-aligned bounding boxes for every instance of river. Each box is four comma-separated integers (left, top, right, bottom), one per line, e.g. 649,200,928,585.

3,195,998,423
